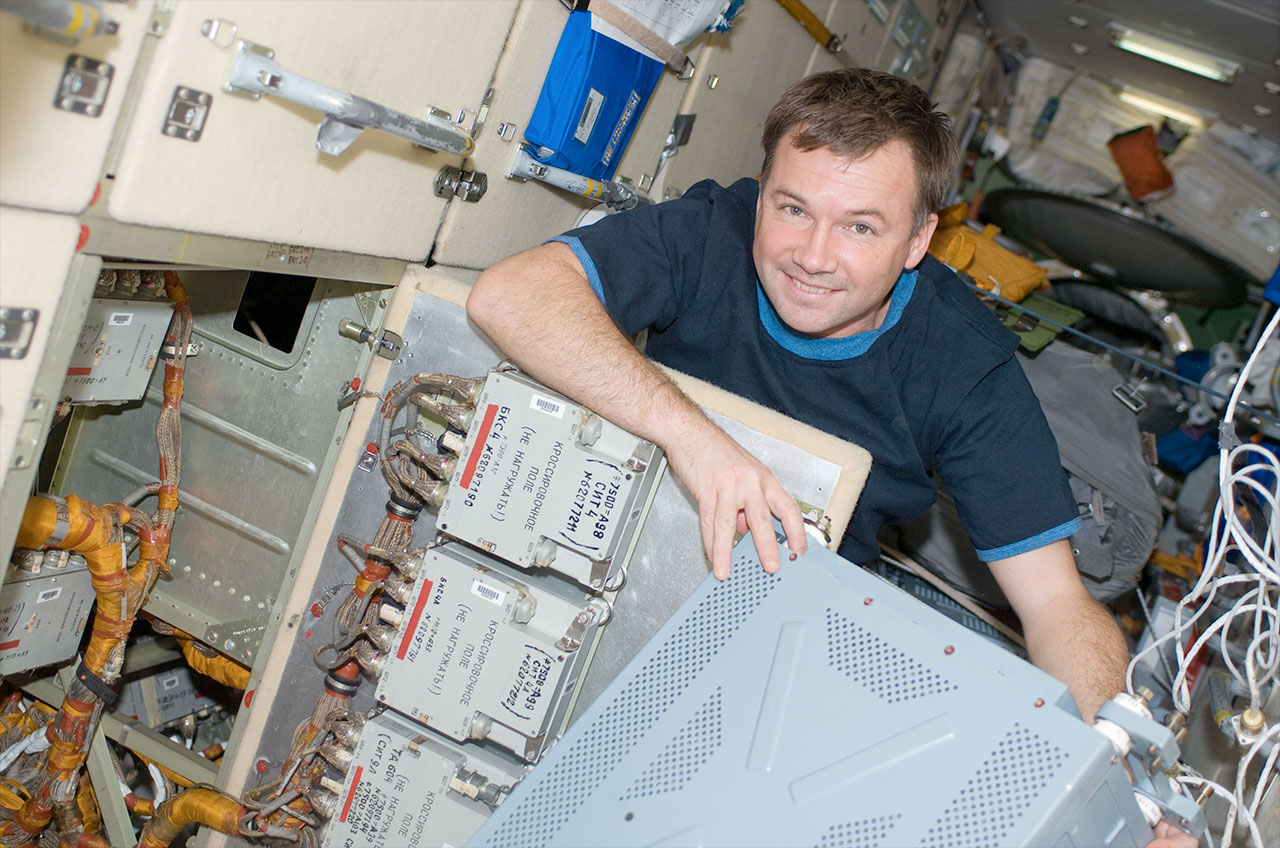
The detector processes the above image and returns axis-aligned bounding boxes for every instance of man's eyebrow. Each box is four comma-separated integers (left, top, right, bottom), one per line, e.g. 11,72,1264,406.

842,207,889,223
768,187,888,223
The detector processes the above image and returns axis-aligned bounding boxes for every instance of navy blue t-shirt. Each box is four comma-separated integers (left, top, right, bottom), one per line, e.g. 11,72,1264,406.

553,178,1079,564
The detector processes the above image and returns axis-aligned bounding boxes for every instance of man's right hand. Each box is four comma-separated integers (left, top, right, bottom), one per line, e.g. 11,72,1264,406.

664,418,807,580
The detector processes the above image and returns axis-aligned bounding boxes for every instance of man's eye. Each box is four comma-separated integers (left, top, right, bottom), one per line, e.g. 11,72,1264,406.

786,205,803,216
851,223,872,235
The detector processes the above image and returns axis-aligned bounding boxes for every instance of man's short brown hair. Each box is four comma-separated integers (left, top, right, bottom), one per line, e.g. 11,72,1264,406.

761,69,957,233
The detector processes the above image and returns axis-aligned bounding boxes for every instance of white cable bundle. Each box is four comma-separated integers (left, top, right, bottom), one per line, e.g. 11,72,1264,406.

1124,307,1280,847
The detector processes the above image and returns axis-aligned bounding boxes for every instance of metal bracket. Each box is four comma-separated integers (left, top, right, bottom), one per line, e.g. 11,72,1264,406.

434,166,488,203
224,39,474,157
555,607,597,652
55,55,113,117
0,308,39,359
200,18,238,49
661,113,696,161
796,499,833,546
375,329,402,360
622,441,657,473
162,86,213,141
149,0,177,37
1112,382,1147,414
1093,697,1207,839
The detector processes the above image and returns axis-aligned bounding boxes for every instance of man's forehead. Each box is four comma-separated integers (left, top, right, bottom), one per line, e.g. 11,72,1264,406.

767,139,917,191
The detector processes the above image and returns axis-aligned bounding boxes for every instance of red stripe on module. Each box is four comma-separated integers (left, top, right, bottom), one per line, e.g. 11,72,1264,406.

338,765,363,823
458,404,499,489
66,368,92,376
396,578,435,660
0,640,19,651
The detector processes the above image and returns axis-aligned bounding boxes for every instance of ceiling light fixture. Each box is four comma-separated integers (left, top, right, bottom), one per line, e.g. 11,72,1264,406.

1107,24,1241,83
1115,86,1208,128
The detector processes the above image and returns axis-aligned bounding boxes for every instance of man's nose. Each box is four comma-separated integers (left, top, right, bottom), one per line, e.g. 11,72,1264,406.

794,226,837,275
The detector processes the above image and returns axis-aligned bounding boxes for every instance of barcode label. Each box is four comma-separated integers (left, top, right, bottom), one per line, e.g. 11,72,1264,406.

109,312,133,326
471,579,506,607
530,394,565,418
36,588,61,603
574,87,604,143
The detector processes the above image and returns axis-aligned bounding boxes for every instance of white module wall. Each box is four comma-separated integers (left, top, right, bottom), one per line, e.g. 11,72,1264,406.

106,0,518,260
0,0,153,213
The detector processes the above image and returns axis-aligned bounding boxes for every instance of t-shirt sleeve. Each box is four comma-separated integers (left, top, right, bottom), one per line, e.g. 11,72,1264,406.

549,180,723,337
934,357,1081,561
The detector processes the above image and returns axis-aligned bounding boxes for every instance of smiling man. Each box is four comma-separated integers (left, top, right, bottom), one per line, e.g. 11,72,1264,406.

467,70,1129,726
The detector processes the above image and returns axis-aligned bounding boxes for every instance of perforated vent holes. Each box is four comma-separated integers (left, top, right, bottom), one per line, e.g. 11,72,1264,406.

481,554,778,847
922,723,1069,847
826,609,958,703
817,814,902,848
620,688,723,801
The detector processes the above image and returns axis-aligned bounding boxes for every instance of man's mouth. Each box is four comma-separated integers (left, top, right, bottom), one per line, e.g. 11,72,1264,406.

790,276,833,295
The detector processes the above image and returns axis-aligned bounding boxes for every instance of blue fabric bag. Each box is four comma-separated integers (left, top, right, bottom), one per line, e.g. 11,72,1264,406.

524,10,663,180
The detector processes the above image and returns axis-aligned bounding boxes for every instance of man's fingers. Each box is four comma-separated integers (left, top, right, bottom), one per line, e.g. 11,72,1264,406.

767,482,808,558
709,484,738,580
743,492,779,574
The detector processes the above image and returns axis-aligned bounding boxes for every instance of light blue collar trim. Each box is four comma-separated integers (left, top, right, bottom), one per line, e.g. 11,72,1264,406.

975,518,1082,563
756,269,918,361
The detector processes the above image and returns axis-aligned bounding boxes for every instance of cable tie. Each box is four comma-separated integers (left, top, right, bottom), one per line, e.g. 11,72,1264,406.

1218,420,1243,452
74,660,119,706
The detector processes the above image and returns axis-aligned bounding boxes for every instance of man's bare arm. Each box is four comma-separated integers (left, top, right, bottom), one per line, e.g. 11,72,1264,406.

988,538,1129,722
467,241,806,577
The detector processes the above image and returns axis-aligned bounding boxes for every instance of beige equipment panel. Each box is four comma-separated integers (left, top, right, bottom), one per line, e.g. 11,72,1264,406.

0,207,101,559
106,0,518,261
0,0,153,213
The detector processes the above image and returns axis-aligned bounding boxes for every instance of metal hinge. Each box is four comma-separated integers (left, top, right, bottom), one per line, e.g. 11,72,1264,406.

434,165,488,203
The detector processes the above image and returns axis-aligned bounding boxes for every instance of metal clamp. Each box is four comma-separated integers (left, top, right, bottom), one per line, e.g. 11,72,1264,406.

338,318,402,360
508,145,649,211
224,40,474,157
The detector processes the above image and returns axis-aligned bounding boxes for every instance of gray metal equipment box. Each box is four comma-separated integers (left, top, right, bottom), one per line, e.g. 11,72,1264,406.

116,662,221,728
0,552,94,676
319,709,525,848
61,297,173,404
437,368,665,591
470,530,1160,848
374,543,609,762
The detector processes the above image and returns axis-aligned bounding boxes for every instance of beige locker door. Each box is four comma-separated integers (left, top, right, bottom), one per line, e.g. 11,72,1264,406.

106,0,518,261
661,0,838,194
0,0,153,213
0,207,101,558
431,1,703,271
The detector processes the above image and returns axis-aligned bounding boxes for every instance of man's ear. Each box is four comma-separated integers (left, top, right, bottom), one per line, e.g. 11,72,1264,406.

906,212,938,268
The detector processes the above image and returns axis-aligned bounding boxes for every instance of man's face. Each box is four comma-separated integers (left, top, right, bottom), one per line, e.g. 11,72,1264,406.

754,135,937,339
